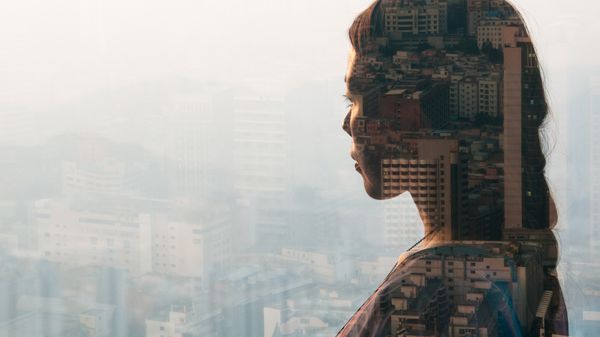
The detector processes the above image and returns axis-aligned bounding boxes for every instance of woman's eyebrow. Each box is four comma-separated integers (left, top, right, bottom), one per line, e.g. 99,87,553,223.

345,74,357,85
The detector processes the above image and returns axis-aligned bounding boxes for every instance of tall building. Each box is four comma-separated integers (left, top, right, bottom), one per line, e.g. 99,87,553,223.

448,74,464,120
466,0,491,36
477,76,500,118
383,194,424,250
446,0,467,34
164,94,213,199
233,96,287,248
458,78,479,119
503,35,549,231
381,136,466,242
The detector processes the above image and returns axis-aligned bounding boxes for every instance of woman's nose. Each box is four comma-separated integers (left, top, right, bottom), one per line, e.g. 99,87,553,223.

342,112,352,136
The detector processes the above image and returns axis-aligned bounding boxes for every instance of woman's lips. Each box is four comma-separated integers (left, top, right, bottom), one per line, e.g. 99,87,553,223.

354,162,361,172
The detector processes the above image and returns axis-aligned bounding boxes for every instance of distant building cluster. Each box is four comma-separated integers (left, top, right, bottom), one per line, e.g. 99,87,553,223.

35,198,232,279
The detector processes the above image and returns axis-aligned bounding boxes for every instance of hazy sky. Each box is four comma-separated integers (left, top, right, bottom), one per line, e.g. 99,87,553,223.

1,0,598,111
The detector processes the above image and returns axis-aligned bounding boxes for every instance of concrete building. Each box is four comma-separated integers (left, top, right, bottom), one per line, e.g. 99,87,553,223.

458,78,479,119
476,18,521,47
164,94,213,199
233,96,287,248
35,199,231,279
279,248,353,284
383,0,448,36
478,76,500,118
384,193,424,250
449,74,464,119
381,82,450,130
149,215,231,280
35,199,151,275
381,136,466,242
503,35,549,230
466,0,490,36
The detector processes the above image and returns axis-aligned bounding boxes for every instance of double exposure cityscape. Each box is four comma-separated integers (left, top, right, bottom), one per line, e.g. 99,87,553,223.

0,0,598,337
338,0,564,336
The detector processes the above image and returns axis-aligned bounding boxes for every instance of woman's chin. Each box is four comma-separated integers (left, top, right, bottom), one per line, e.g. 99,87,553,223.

363,179,402,200
363,180,384,200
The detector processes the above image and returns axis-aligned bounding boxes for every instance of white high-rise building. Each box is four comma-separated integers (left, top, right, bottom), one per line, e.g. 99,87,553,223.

384,193,424,250
381,137,464,242
233,96,287,247
164,94,213,198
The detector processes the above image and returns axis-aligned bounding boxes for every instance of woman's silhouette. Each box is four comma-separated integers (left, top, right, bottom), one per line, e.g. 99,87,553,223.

338,0,568,336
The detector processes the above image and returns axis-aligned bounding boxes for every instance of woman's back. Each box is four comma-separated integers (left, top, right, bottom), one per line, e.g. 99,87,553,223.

337,240,568,337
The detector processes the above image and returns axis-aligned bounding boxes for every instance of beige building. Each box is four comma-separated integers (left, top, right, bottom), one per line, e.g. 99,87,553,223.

384,0,448,36
150,216,231,279
503,34,533,230
458,78,479,119
35,199,151,274
279,248,352,284
478,77,500,118
381,136,463,242
233,96,287,247
35,199,231,279
477,19,521,49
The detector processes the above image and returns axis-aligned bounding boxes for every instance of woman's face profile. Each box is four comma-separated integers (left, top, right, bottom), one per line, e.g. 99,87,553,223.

343,46,431,201
344,48,387,200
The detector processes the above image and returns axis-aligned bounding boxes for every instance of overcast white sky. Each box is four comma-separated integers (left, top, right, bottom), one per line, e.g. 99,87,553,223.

0,0,598,110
